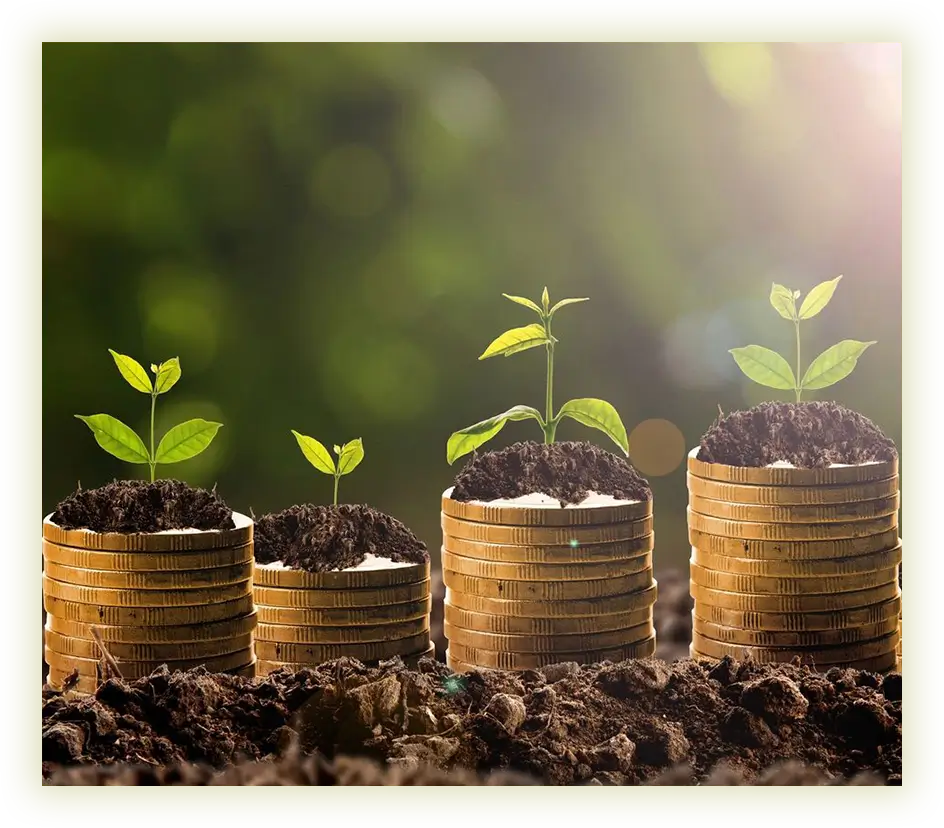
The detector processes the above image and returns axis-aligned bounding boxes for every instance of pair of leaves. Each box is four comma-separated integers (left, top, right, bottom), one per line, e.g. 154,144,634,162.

446,398,628,465
293,432,364,477
76,415,222,465
769,276,842,322
109,350,180,395
730,340,876,392
479,290,589,360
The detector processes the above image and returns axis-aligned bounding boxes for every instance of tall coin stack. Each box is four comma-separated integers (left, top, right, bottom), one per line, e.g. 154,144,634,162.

252,562,434,673
43,513,258,694
441,489,657,672
686,449,902,672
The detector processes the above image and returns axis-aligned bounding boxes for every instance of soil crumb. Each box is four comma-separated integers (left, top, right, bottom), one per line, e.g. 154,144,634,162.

450,441,651,506
42,655,901,785
254,504,429,572
51,479,235,533
698,402,898,468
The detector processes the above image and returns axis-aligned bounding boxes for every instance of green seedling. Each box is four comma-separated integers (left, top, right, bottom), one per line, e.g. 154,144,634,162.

292,432,364,505
730,276,876,402
446,287,629,465
76,350,223,482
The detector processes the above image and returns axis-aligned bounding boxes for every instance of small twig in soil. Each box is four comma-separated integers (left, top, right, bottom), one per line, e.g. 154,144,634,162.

89,626,123,681
717,403,724,418
61,668,80,693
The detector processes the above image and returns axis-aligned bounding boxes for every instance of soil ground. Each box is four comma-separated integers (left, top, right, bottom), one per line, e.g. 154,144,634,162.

698,401,898,468
253,504,429,572
51,479,235,533
450,441,652,505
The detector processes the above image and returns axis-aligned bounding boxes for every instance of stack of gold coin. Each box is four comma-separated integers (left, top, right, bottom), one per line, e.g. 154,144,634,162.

686,449,901,672
43,513,258,694
440,489,657,672
252,561,433,673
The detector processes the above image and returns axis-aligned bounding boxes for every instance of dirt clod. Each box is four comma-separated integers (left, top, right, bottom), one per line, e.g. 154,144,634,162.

450,441,651,506
634,719,691,767
485,693,527,734
740,676,809,724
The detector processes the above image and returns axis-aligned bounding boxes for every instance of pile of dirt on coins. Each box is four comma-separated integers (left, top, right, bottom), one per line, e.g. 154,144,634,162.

450,441,652,506
51,479,235,533
698,402,898,468
253,504,429,572
44,751,885,786
42,655,901,784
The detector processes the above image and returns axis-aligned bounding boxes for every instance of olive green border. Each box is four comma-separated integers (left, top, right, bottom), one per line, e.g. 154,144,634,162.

0,0,916,808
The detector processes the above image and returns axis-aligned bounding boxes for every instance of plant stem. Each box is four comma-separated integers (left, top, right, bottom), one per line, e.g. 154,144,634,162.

795,319,802,403
544,316,555,444
333,473,340,506
149,391,157,482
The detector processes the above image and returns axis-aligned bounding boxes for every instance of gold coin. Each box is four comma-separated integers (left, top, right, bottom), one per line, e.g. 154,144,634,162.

252,561,429,589
45,629,255,661
46,659,257,692
45,646,255,678
441,513,652,546
688,494,899,524
255,617,429,644
687,509,897,541
690,630,900,665
444,581,658,618
689,562,898,595
691,545,903,577
693,596,901,632
44,593,254,626
440,488,652,526
691,616,900,647
686,448,898,486
253,579,429,609
442,533,654,564
440,548,652,582
686,474,899,505
43,575,251,607
254,632,430,663
42,539,254,571
446,635,656,670
256,596,432,626
688,646,899,674
688,527,900,560
443,620,654,653
255,647,436,673
690,580,900,612
42,512,253,552
403,642,436,667
43,561,254,590
442,568,652,600
443,601,651,635
45,612,259,643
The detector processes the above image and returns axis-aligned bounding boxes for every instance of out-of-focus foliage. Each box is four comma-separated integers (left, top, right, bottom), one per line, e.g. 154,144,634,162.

43,43,902,569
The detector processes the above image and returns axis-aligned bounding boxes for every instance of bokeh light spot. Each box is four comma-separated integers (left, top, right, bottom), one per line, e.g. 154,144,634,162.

698,43,774,108
628,418,687,477
428,67,502,143
311,144,391,218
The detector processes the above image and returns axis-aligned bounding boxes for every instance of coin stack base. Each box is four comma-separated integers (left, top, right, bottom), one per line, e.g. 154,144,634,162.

441,488,658,672
252,560,433,673
686,450,901,673
42,513,258,693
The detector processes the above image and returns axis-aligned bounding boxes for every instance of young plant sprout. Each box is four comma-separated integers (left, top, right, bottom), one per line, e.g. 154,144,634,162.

729,276,876,402
76,350,223,482
292,431,364,506
446,287,629,465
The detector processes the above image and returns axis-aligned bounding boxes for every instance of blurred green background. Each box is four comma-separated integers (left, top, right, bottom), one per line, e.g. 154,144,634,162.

42,43,902,572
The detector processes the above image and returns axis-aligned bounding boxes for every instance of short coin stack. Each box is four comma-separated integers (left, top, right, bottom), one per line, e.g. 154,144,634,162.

43,513,258,693
441,488,657,672
686,449,902,672
252,561,434,673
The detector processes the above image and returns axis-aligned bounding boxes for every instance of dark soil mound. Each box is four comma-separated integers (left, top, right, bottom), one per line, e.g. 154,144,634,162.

51,479,235,533
42,655,901,785
254,504,428,572
450,441,651,506
698,402,898,468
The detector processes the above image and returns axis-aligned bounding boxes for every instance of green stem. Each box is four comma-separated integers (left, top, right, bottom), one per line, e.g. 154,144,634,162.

795,319,802,403
149,391,157,482
333,473,340,506
544,317,555,444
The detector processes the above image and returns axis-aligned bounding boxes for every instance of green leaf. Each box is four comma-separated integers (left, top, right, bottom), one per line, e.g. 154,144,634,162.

333,444,342,455
769,283,797,321
75,414,150,464
502,294,544,317
555,398,629,455
292,430,335,474
541,286,549,312
729,345,797,390
154,357,181,394
446,405,544,465
800,339,876,390
155,419,222,464
108,349,152,393
337,438,365,476
798,275,843,320
549,297,590,318
478,324,549,359
150,363,159,373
